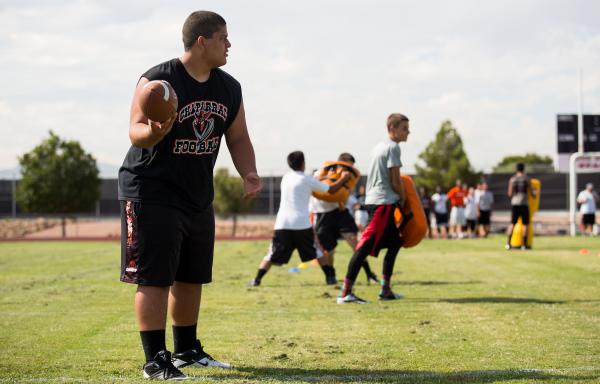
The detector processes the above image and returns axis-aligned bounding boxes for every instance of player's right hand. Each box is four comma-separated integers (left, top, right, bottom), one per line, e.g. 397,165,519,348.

243,172,262,200
149,111,177,138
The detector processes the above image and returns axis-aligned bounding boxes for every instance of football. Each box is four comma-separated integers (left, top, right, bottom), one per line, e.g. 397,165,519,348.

138,80,178,122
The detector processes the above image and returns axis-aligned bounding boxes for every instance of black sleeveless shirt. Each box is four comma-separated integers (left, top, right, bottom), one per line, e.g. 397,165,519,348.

118,59,242,212
510,174,529,206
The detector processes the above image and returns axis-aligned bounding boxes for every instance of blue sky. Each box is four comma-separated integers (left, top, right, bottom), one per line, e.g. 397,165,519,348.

1,0,599,177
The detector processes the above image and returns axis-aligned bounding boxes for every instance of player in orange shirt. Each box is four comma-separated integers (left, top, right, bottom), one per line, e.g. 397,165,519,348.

447,179,466,239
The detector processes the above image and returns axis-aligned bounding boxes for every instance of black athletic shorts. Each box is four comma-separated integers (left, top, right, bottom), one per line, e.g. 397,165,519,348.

435,212,448,227
265,228,319,265
478,210,491,225
315,208,358,252
511,205,530,225
466,219,477,231
120,201,215,286
583,213,596,225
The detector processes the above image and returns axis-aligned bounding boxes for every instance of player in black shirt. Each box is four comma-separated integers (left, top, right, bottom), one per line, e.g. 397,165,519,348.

118,11,261,380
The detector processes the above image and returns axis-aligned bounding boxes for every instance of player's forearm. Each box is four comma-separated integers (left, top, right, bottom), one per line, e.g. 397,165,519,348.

129,122,166,148
328,173,351,194
392,178,405,201
228,135,258,178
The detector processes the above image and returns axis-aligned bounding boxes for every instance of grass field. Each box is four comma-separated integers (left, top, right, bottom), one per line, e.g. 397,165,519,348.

1,236,599,383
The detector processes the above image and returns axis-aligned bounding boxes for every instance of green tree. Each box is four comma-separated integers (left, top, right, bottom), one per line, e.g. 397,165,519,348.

493,153,554,173
17,131,100,237
213,168,255,237
414,120,481,191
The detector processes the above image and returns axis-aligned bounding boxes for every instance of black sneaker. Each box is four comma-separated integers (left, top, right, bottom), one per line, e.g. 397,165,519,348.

172,340,232,369
378,290,404,301
326,275,338,285
248,279,260,287
143,350,188,381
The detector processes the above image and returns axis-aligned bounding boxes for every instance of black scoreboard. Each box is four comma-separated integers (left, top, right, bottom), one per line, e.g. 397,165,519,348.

557,114,600,153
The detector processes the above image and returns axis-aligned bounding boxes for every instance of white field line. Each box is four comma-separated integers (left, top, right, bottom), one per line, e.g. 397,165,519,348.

1,366,599,382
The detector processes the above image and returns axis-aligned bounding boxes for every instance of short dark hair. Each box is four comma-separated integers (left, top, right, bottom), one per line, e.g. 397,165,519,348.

387,113,409,128
516,162,525,172
338,152,355,163
287,151,305,171
182,11,226,51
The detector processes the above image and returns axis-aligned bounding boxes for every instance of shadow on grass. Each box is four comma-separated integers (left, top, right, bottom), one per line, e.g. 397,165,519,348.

191,366,599,383
439,297,566,304
412,297,600,304
401,280,483,286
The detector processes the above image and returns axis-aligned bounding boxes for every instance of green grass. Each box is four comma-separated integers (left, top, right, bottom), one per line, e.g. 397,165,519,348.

1,236,599,383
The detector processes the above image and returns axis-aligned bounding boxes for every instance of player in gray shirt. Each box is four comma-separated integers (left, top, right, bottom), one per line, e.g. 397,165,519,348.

365,139,403,204
338,113,410,304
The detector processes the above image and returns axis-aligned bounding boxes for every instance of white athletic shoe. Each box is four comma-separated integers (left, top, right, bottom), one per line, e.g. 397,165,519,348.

172,340,232,369
336,293,369,304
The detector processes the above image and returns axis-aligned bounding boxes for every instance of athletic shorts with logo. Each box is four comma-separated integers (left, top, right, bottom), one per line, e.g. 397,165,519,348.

355,204,401,257
120,201,215,287
264,228,321,265
315,208,359,252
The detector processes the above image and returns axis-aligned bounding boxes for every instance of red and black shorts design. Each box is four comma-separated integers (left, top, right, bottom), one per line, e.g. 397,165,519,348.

355,204,401,257
121,201,141,283
120,201,215,286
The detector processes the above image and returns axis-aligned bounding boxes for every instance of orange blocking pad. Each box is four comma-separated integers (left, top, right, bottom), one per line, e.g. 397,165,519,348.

312,161,361,203
394,176,427,248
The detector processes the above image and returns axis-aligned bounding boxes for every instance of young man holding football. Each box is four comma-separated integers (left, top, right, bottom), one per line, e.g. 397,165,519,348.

118,11,261,380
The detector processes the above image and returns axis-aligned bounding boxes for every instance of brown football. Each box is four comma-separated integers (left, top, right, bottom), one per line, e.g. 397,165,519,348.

138,80,178,122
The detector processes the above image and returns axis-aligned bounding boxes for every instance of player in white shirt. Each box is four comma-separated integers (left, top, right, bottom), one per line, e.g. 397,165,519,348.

311,153,378,285
577,183,599,235
430,186,448,239
250,151,350,286
464,187,478,238
476,182,494,237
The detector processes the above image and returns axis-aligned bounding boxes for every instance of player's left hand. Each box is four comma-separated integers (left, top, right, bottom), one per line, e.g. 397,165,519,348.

243,172,262,200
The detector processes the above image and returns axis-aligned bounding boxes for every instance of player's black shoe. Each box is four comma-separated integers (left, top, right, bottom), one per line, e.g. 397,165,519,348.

326,275,338,285
378,290,404,301
143,350,188,381
172,340,232,369
248,279,260,287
